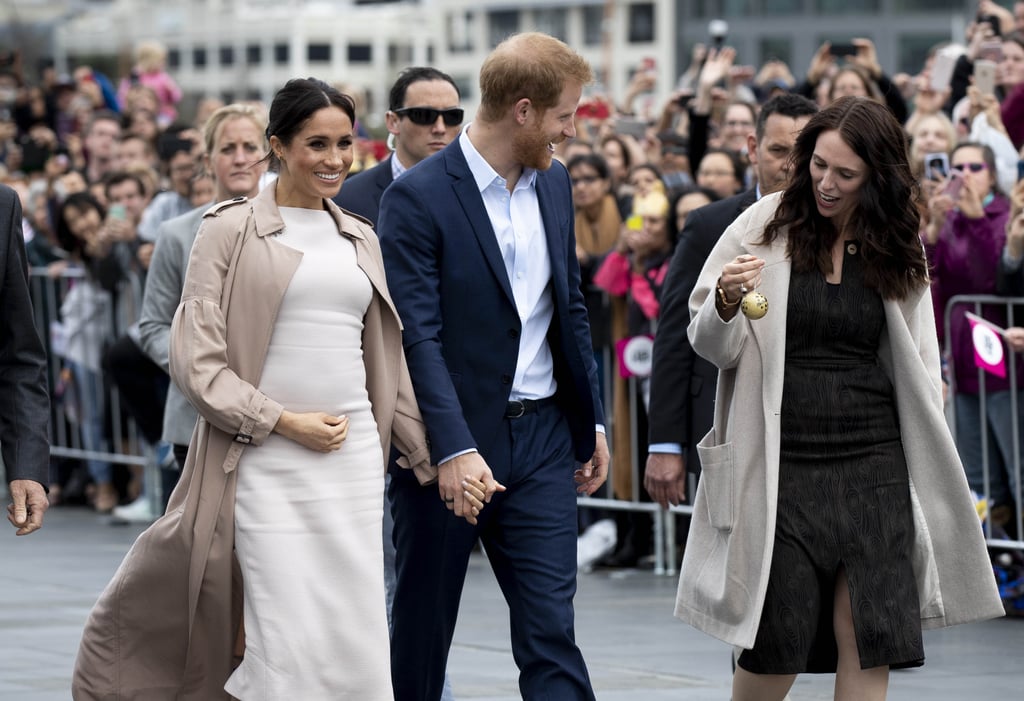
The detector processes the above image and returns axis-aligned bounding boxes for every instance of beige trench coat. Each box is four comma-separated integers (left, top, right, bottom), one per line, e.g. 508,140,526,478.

676,192,1004,649
72,183,432,700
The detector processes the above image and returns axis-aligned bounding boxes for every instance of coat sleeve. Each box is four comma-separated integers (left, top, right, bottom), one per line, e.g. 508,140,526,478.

169,211,284,446
378,178,478,463
687,210,759,370
137,219,187,372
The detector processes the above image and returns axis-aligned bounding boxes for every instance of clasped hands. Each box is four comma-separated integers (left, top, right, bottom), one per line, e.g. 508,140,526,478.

438,453,506,526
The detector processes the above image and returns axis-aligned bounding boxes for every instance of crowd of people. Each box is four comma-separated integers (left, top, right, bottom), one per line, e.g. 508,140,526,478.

1,3,1021,699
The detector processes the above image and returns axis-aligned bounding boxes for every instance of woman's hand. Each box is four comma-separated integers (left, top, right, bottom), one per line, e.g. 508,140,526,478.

1006,206,1024,260
274,410,349,452
957,173,986,219
806,43,835,86
1004,326,1024,353
851,38,882,80
719,254,765,300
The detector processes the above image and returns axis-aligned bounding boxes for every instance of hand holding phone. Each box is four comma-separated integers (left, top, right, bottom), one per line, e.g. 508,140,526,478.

974,59,998,95
942,170,965,201
924,152,949,181
829,42,858,58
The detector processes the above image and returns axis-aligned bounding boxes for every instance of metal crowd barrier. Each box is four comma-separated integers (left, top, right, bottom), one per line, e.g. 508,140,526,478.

944,294,1024,553
28,266,158,507
584,293,1024,579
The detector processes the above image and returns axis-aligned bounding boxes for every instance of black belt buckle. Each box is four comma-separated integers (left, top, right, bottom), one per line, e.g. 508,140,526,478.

506,400,526,418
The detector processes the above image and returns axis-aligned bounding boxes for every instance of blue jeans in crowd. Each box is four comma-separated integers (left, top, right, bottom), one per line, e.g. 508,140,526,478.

955,390,1024,508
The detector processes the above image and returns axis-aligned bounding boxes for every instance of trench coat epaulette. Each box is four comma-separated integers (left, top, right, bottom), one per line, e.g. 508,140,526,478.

202,196,249,218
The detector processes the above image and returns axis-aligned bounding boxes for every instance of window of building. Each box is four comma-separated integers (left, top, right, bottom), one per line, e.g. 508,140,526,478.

582,5,605,46
759,37,792,66
308,43,331,62
533,8,568,42
447,10,475,53
274,43,289,65
168,48,180,69
220,46,234,66
893,0,960,8
192,47,207,68
221,91,235,104
488,10,519,48
389,43,413,65
628,3,655,43
453,75,474,101
246,89,262,102
348,44,372,63
814,0,880,10
765,0,802,12
246,44,261,65
898,33,950,75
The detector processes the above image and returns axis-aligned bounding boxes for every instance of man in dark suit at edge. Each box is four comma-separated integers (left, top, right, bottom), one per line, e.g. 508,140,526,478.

1,183,51,535
333,66,463,701
379,32,609,701
645,93,818,509
333,66,463,222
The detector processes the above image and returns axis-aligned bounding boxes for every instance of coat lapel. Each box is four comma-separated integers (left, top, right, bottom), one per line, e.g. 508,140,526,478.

445,146,516,306
536,172,567,300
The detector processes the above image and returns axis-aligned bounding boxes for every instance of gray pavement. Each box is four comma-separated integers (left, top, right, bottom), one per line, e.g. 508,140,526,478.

1,505,1020,700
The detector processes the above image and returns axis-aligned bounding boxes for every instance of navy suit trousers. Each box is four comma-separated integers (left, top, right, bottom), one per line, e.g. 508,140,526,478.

389,402,594,701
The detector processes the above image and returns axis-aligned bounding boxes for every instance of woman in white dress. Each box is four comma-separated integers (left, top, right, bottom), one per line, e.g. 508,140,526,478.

195,79,489,700
73,79,493,700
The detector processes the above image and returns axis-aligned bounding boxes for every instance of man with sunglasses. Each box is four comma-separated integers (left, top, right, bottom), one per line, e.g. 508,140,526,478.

334,66,462,701
333,66,462,223
380,33,608,701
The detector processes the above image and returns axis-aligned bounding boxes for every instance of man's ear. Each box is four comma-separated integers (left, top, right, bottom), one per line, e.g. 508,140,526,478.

385,110,401,137
514,98,533,126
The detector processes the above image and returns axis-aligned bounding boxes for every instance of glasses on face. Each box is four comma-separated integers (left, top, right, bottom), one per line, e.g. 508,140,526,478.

572,175,602,186
394,107,464,127
952,162,988,173
723,120,754,128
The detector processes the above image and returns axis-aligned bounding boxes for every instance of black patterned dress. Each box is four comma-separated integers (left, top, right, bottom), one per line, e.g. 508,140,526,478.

737,243,925,674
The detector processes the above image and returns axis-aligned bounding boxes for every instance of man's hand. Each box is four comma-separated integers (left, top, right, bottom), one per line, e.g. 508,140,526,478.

644,453,687,509
438,453,505,525
7,480,48,536
575,432,609,495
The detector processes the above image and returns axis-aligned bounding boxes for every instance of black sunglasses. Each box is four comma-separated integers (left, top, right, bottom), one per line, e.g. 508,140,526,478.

394,107,464,127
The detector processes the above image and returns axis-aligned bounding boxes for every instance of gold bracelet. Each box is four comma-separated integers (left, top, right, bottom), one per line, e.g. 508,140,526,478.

716,279,740,308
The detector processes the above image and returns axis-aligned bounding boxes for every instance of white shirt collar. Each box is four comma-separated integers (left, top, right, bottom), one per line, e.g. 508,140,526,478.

459,124,538,194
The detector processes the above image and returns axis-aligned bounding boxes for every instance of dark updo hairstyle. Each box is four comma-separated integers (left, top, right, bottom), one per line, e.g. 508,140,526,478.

264,77,356,171
762,95,927,299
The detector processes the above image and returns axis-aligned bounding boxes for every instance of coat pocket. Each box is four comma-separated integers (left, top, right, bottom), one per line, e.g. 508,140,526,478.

696,433,734,532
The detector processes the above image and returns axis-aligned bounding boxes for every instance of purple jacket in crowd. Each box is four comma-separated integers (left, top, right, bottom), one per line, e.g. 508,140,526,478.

927,193,1017,395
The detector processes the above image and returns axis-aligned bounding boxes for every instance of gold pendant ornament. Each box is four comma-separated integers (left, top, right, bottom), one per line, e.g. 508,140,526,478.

741,290,768,319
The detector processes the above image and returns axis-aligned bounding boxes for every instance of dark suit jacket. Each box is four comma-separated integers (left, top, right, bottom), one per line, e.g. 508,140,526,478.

378,140,603,467
0,184,50,485
332,155,394,224
647,188,757,473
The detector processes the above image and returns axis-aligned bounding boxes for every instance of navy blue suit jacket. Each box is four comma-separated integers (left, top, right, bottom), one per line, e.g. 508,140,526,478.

378,141,603,467
332,155,394,224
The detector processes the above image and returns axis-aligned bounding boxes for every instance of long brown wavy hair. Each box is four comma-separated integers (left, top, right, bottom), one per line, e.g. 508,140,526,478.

761,96,928,300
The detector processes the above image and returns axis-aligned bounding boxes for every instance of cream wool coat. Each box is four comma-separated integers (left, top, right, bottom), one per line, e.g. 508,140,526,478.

676,192,1004,649
72,183,432,700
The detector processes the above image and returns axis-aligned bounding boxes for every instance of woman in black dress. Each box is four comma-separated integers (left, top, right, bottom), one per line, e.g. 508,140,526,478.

691,96,1003,700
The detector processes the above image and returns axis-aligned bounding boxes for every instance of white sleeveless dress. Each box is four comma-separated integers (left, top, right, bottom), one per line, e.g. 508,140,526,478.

224,207,391,700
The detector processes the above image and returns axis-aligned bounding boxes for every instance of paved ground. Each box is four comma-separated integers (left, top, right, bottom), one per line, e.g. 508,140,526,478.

1,505,1020,700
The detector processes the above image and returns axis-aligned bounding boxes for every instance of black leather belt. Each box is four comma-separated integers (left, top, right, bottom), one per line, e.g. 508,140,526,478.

505,396,556,418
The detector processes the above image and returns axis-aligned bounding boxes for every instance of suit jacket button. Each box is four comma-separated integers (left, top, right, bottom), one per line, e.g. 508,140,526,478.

501,374,512,384
508,328,519,339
